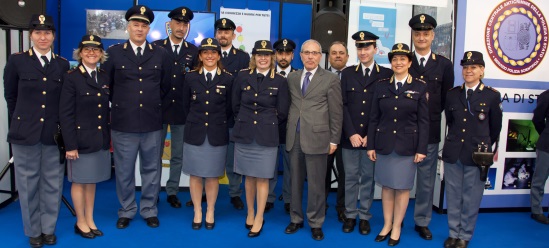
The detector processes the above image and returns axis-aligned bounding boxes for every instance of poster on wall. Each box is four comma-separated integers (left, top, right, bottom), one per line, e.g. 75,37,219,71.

146,11,216,47
219,7,271,53
86,10,128,39
358,6,396,65
413,5,454,60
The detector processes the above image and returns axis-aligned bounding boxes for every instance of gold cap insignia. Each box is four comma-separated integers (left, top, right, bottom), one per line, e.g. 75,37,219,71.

467,52,472,60
283,39,288,47
140,6,146,15
261,40,267,48
222,19,227,27
39,15,45,24
90,35,94,41
420,15,425,24
397,43,403,50
207,38,213,45
182,9,186,16
360,32,365,40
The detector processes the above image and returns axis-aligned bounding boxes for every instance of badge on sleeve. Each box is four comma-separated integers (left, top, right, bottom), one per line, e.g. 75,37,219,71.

479,113,486,120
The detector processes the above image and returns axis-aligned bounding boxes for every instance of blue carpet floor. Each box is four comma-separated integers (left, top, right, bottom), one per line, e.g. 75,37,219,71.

0,175,548,248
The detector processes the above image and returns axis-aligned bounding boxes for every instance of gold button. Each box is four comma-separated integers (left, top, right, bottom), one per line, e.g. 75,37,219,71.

394,119,397,122
43,77,47,81
172,100,175,103
394,107,398,110
77,126,81,129
254,102,257,106
463,118,466,122
420,75,424,79
206,90,209,94
464,108,467,111
254,121,257,124
462,129,466,132
363,101,366,104
172,87,176,90
86,93,90,95
361,112,364,116
40,118,44,122
206,101,209,104
138,66,141,70
98,115,102,119
174,62,177,65
173,75,176,78
364,89,367,93
140,91,143,94
41,105,45,109
360,124,364,127
255,93,258,97
140,104,143,107
205,123,208,126
254,111,258,114
393,130,396,134
395,96,398,99
122,66,125,69
97,93,101,97
98,104,102,108
139,78,142,82
461,139,464,143
352,88,355,91
205,112,209,115
98,126,102,130
42,91,46,95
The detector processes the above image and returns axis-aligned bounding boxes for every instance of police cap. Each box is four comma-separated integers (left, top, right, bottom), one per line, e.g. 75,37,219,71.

388,43,412,61
29,14,55,31
168,7,194,22
273,38,296,52
79,35,104,50
198,38,221,53
215,18,236,30
460,51,485,67
408,14,437,31
125,5,154,24
352,31,379,48
252,40,274,55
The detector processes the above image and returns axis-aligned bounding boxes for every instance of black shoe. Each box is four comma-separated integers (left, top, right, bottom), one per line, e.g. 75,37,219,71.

248,220,265,238
342,218,356,233
414,225,432,240
167,195,182,208
531,213,549,224
145,217,159,228
375,230,391,242
454,239,469,248
74,224,95,239
284,222,304,234
192,221,202,230
284,203,290,214
444,237,458,248
29,236,43,248
230,196,244,210
337,209,346,223
41,234,56,245
116,217,130,229
359,219,371,235
388,237,400,246
90,229,103,237
311,228,324,241
205,221,215,230
265,202,274,212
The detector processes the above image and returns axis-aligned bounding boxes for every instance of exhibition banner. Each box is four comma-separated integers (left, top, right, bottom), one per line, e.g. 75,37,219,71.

219,7,271,54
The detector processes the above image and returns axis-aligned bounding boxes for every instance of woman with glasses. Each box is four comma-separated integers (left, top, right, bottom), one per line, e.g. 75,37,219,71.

59,35,111,239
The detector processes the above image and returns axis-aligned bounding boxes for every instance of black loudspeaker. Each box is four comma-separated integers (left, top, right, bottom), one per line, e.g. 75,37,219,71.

311,0,348,52
0,0,45,28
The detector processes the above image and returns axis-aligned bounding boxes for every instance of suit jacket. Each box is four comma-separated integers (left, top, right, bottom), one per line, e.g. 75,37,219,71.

409,52,454,144
152,38,198,125
59,65,110,153
341,63,392,150
231,68,290,147
442,82,502,166
285,67,343,154
533,90,549,153
182,67,233,146
4,49,70,145
367,75,429,156
276,66,298,144
102,41,172,133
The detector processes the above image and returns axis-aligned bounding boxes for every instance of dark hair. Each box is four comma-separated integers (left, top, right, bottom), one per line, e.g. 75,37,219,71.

329,41,349,53
195,50,224,71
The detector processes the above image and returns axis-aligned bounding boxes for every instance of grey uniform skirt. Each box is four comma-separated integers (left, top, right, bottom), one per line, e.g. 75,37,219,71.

67,149,111,183
234,141,277,179
375,151,417,190
182,135,227,178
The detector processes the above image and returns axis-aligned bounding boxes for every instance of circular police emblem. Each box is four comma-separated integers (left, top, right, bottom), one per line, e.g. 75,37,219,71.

479,113,486,121
485,1,548,75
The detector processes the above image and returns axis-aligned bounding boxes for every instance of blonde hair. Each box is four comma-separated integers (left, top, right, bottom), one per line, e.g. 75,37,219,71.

249,54,275,71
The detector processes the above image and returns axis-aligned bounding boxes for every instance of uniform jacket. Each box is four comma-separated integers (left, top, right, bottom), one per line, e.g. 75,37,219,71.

275,66,298,144
409,52,454,144
102,41,172,133
533,90,549,153
341,63,392,150
59,65,110,153
367,75,429,156
4,49,70,145
182,67,233,146
442,82,503,166
231,68,290,147
152,38,198,125
285,67,343,154
221,46,250,129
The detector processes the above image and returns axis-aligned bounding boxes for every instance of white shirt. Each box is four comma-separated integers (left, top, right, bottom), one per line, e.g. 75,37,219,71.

221,47,231,57
129,40,146,56
83,64,98,79
395,75,408,90
256,69,268,77
465,83,480,98
170,37,183,53
300,66,318,89
362,62,374,77
33,47,51,67
203,67,217,81
415,50,431,65
277,65,291,78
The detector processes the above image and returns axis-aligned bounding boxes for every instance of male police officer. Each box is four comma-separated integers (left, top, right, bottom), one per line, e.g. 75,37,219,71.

103,5,172,229
152,6,198,209
408,13,454,240
215,17,251,210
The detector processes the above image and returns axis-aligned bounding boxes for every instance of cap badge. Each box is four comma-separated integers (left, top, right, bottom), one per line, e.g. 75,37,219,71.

140,6,146,15
222,19,227,27
397,43,403,50
182,9,186,16
360,32,365,40
207,38,213,45
283,39,288,47
420,15,425,24
467,52,472,60
261,40,267,48
90,35,94,41
39,15,45,25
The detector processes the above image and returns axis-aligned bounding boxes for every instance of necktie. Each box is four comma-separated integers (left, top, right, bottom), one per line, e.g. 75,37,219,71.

420,57,425,70
467,89,474,116
257,74,264,84
397,82,403,94
91,70,97,83
364,68,370,79
302,71,312,96
336,70,341,79
136,47,143,61
206,72,212,85
41,55,49,68
173,44,179,56
223,51,228,58
279,71,286,77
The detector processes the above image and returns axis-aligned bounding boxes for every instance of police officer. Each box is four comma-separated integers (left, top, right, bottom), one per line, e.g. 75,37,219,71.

266,38,297,213
442,51,502,248
215,17,251,210
59,35,111,239
408,13,455,240
152,6,198,209
531,89,549,225
3,14,70,247
102,5,172,229
341,31,392,235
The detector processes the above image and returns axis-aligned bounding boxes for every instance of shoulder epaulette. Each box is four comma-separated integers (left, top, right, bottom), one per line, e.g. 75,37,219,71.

222,69,232,76
235,48,247,54
415,78,427,84
433,52,450,60
13,51,24,56
378,77,391,82
67,68,78,74
188,69,198,73
109,43,122,48
56,55,68,61
240,68,251,72
486,85,499,93
449,85,460,91
78,65,86,74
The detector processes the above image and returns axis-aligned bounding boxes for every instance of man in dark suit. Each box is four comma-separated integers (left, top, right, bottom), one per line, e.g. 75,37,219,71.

340,32,392,235
152,6,198,209
408,13,455,241
531,89,549,224
102,5,171,229
266,38,297,213
215,18,250,210
4,14,70,248
284,39,343,241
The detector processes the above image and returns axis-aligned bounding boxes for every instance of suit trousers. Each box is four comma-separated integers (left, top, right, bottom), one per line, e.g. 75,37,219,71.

342,148,375,220
414,143,439,226
268,144,290,203
12,143,64,237
289,134,327,228
225,128,242,197
325,146,344,209
161,124,184,196
112,130,162,219
531,150,549,214
444,160,485,241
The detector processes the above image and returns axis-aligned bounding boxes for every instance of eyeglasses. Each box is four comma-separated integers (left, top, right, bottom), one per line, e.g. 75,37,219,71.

301,51,322,56
82,47,101,53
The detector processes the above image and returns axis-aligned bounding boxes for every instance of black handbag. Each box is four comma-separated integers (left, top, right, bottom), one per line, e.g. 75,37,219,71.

54,125,66,164
472,143,497,182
